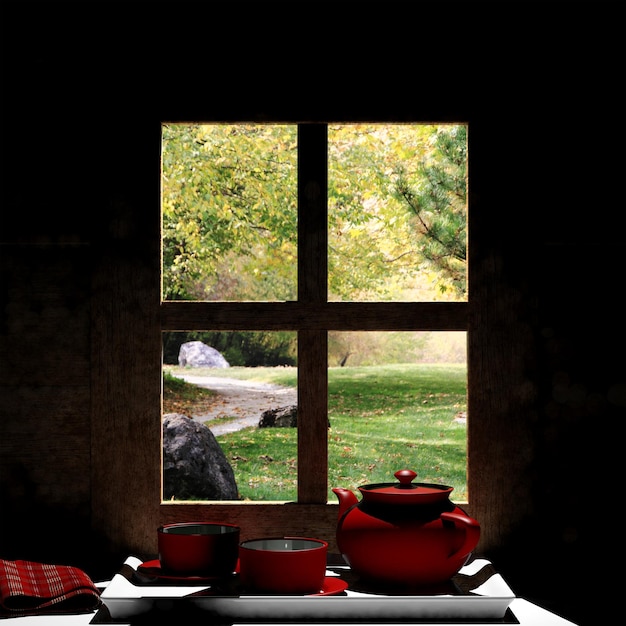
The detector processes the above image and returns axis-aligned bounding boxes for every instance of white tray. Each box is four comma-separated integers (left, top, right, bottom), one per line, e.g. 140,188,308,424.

100,555,515,621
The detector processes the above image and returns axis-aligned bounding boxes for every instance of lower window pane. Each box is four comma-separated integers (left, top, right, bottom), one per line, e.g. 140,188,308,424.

327,331,467,502
162,331,297,502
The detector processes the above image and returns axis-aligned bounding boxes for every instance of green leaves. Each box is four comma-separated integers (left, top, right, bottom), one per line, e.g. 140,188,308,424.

397,126,467,297
162,124,297,301
162,123,467,302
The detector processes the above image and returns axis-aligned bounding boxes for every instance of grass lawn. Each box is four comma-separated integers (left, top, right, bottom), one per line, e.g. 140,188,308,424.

164,363,467,502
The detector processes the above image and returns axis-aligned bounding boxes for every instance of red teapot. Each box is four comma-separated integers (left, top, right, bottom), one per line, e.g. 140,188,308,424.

333,469,480,586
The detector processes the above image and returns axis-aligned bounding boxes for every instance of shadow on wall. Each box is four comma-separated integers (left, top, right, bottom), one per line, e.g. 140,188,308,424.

0,464,124,581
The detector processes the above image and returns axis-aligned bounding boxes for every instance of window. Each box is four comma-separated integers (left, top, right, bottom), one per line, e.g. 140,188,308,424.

160,123,468,511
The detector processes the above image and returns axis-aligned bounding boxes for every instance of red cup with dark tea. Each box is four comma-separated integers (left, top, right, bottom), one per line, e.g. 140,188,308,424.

158,522,240,576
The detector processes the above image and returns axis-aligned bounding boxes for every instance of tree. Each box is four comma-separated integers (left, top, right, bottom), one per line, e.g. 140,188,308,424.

391,125,467,297
162,124,297,301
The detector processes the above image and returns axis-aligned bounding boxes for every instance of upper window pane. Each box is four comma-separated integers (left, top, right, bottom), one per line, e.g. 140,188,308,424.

328,124,467,302
161,124,297,301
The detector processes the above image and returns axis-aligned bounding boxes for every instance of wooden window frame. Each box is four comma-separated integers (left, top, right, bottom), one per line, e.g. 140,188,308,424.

89,116,532,557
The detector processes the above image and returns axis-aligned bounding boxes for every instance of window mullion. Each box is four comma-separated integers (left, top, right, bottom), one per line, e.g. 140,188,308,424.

298,124,328,302
297,124,328,503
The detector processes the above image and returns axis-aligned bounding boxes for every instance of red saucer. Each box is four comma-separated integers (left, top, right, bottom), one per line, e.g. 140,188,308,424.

137,559,238,583
242,577,348,596
136,561,348,595
308,577,349,596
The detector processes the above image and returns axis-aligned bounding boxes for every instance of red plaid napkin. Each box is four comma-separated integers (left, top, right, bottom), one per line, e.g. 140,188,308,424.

0,559,101,615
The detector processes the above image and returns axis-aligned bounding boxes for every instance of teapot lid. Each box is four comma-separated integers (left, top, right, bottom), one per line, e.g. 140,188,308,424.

358,469,454,505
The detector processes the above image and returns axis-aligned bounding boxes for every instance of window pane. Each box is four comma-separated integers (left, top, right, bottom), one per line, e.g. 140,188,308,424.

162,331,298,502
161,124,297,302
327,331,467,502
328,124,467,302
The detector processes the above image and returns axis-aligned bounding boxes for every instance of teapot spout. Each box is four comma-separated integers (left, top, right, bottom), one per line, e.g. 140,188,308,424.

332,488,359,519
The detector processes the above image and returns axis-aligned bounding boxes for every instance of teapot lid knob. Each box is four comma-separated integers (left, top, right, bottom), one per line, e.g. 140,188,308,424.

394,469,417,486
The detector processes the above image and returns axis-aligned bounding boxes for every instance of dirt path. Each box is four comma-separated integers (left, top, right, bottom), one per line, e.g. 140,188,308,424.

173,374,297,436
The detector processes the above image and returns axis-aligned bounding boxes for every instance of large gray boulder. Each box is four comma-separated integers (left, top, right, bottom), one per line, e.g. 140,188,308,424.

162,413,239,500
178,341,230,368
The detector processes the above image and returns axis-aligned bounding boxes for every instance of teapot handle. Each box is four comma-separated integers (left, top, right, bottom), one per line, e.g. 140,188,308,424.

441,510,481,560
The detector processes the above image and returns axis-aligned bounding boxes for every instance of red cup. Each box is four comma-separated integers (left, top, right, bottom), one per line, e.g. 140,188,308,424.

158,522,240,576
238,537,328,594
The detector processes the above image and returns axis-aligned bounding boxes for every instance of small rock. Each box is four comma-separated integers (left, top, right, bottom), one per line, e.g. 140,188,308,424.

258,405,331,429
258,405,298,428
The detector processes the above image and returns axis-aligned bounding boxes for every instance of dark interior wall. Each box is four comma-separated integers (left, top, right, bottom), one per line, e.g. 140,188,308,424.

1,2,624,625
